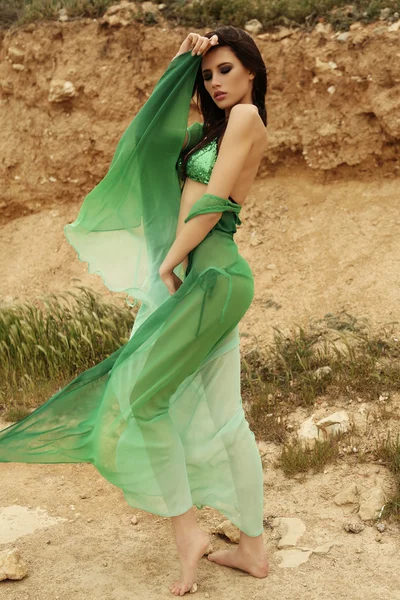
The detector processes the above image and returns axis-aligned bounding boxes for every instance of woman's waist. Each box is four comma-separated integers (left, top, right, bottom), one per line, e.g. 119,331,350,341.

187,233,251,276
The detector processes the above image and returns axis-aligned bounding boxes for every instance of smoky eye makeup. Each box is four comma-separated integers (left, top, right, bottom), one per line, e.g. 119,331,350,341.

203,65,233,81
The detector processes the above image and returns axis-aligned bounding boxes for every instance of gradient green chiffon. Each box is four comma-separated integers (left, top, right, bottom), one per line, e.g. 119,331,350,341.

0,52,264,536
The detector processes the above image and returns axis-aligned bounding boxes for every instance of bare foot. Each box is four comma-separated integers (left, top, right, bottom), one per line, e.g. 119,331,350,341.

169,529,210,596
207,547,269,578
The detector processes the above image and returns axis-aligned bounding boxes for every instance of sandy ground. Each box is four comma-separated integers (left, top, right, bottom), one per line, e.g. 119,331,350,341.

1,452,400,600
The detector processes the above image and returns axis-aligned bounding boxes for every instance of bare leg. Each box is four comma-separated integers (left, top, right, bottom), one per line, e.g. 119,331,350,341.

169,507,211,596
207,530,269,578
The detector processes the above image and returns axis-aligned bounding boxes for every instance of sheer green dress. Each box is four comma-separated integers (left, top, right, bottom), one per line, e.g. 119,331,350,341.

0,51,264,537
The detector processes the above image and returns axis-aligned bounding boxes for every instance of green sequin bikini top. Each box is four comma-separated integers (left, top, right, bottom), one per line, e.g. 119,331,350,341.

186,138,218,185
177,137,217,185
177,124,238,206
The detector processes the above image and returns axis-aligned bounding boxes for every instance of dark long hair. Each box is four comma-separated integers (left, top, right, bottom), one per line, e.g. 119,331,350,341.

180,25,268,178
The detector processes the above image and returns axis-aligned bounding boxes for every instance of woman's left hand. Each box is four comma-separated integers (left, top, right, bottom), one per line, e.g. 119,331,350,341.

159,268,183,295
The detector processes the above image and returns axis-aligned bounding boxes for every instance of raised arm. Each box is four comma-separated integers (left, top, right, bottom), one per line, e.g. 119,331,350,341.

159,104,258,294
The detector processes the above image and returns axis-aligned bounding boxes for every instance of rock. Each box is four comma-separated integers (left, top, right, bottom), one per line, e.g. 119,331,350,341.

298,415,320,443
190,583,198,593
358,486,386,521
274,517,306,549
334,483,360,506
274,27,294,41
313,366,332,380
380,7,392,20
327,85,336,95
0,549,28,581
58,8,69,21
376,522,386,533
315,57,338,71
312,542,334,555
379,391,390,401
276,548,312,568
212,520,240,543
343,521,365,534
48,80,77,103
317,411,350,437
337,32,350,42
315,23,333,36
388,20,400,31
7,46,25,64
244,19,263,35
12,64,25,72
298,411,350,443
101,1,136,27
130,515,138,525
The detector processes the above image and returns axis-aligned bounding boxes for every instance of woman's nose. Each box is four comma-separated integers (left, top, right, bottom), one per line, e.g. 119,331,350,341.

211,76,221,87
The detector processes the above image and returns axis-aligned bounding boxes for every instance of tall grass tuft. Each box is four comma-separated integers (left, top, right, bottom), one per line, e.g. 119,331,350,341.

375,433,400,521
0,286,134,418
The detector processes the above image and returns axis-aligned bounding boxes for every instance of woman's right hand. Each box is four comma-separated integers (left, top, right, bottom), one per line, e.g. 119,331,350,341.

174,33,219,59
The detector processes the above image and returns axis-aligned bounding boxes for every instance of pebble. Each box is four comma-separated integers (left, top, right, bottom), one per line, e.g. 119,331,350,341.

376,523,386,533
131,515,138,525
343,521,365,534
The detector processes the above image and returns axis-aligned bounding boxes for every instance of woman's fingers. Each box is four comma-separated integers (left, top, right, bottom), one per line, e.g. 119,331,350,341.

191,36,204,55
190,34,219,56
160,271,182,295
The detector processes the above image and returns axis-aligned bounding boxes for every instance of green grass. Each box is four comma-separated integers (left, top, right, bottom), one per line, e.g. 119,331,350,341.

277,434,343,477
0,287,134,418
242,312,400,442
1,0,399,31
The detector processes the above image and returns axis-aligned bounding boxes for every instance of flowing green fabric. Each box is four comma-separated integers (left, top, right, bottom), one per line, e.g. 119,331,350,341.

0,52,264,536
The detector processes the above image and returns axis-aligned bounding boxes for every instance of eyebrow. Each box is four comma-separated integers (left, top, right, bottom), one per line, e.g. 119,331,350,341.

201,62,233,74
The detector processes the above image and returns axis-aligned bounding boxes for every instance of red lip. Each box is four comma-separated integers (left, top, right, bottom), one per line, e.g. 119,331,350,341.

214,91,227,100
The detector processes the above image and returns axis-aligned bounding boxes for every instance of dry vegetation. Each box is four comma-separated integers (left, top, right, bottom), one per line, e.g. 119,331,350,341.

1,0,400,31
1,288,399,518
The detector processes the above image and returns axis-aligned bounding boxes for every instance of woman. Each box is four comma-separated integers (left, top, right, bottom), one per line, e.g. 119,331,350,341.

0,26,269,596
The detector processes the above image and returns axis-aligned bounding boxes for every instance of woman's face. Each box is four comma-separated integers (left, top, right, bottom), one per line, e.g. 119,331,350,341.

201,46,255,110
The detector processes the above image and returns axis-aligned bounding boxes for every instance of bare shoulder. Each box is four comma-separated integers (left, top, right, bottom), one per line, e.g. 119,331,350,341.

227,104,267,147
227,103,259,126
